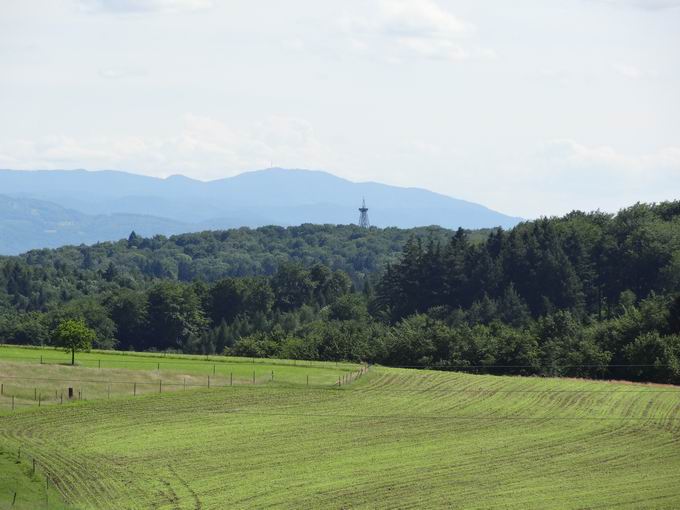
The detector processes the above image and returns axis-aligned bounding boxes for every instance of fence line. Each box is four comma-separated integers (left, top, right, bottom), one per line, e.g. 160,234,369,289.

0,365,371,410
0,351,357,370
2,364,678,399
384,363,677,369
4,445,61,508
1,353,675,370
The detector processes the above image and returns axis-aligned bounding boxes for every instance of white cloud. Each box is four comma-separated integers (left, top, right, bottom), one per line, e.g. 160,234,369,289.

593,0,680,9
528,139,680,211
611,63,659,80
612,63,642,79
454,140,680,218
538,139,680,172
0,115,335,180
377,0,471,39
98,66,147,79
340,0,493,62
78,0,214,14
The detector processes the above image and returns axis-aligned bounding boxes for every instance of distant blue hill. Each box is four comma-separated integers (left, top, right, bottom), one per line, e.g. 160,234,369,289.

0,168,521,254
0,195,196,255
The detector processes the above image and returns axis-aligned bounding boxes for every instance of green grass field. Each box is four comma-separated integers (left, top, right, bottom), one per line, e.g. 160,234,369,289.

1,347,680,509
0,346,359,410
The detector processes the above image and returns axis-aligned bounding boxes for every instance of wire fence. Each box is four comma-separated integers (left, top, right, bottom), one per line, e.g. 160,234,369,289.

385,363,677,369
0,366,370,410
1,369,677,414
0,347,674,373
4,399,680,510
2,363,679,507
0,348,357,371
2,445,59,509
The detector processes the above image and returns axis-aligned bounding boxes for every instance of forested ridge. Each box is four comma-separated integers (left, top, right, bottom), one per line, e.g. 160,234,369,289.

1,202,679,383
7,224,466,287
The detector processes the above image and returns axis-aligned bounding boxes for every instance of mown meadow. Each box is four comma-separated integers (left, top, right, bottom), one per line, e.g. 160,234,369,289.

1,347,679,509
0,346,358,410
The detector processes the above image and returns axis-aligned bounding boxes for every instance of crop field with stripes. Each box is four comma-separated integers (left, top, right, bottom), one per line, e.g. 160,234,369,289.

1,349,680,508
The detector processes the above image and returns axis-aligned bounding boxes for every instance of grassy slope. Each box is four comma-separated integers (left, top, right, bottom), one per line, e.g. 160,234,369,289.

1,363,679,509
0,450,69,510
0,345,356,373
0,346,358,409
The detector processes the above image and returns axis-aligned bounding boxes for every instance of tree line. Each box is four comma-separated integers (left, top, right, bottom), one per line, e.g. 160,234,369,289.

0,201,679,383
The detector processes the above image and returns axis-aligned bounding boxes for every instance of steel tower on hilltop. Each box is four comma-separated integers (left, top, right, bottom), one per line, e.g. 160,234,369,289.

358,198,370,228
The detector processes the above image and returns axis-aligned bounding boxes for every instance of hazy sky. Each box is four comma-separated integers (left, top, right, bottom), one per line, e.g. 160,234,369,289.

1,0,679,218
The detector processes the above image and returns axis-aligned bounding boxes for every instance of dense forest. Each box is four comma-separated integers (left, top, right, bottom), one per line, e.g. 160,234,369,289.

1,202,679,383
8,224,468,287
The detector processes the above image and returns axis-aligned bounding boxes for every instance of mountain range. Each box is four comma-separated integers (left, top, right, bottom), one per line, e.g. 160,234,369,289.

0,168,521,255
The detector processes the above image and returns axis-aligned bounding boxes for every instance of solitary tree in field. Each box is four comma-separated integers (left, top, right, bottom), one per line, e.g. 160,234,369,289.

53,319,95,365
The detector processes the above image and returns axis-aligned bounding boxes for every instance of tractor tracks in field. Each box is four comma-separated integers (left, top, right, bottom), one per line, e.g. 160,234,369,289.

168,464,202,510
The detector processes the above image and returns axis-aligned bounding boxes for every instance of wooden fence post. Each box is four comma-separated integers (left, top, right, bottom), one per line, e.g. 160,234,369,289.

12,395,15,411
159,380,162,393
230,372,233,386
133,383,137,396
208,376,210,389
252,371,255,384
307,375,309,387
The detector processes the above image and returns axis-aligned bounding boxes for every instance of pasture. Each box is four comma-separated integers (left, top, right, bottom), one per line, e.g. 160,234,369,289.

1,349,679,508
0,346,359,409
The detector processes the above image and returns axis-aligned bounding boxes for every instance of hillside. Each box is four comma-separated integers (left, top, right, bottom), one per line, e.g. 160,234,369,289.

1,352,679,509
0,168,521,254
1,202,679,385
0,195,195,255
10,223,471,284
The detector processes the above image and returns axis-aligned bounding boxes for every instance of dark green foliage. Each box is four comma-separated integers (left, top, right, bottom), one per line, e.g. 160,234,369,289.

327,294,368,322
103,289,149,351
0,312,49,346
535,311,611,378
623,332,680,384
271,263,316,311
48,298,117,349
669,295,680,334
383,314,443,365
52,318,96,365
146,282,209,351
0,202,679,383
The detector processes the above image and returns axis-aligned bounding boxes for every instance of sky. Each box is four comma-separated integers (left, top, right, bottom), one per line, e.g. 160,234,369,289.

1,0,679,218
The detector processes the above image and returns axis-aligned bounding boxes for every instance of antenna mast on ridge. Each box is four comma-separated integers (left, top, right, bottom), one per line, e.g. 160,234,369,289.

358,198,370,228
